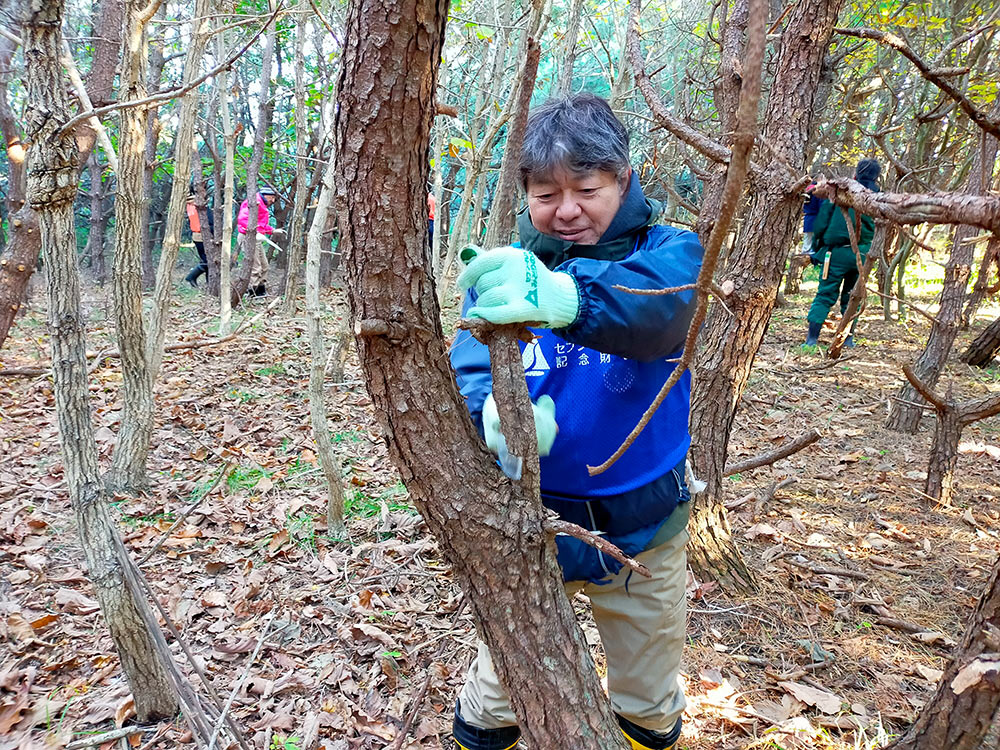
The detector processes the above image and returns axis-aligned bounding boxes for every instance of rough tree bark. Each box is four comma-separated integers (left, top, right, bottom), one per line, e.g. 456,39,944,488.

481,0,543,249
146,0,212,378
685,0,846,592
886,122,999,432
280,11,310,311
216,17,236,333
886,554,1000,750
23,0,177,720
83,155,109,283
962,315,1000,367
0,31,36,351
106,0,160,493
901,365,1000,505
555,0,585,97
305,145,346,538
333,0,631,745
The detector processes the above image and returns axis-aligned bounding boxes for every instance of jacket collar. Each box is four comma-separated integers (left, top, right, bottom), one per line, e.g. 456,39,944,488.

516,173,662,269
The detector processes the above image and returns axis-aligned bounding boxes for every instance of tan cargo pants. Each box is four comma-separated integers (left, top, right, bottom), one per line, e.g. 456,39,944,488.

242,232,270,288
458,528,688,734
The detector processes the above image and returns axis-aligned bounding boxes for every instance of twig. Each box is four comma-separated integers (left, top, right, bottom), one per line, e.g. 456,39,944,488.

306,0,337,38
544,517,651,578
390,599,468,750
784,558,869,580
59,4,285,136
65,726,151,750
834,26,1000,140
866,286,939,324
724,429,820,476
207,610,276,750
612,282,697,296
592,0,767,476
138,464,233,566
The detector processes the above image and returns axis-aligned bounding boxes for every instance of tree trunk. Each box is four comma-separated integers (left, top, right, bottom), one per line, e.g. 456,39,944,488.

280,13,311,312
783,251,808,295
140,4,166,289
963,233,999,326
886,555,1000,750
886,128,998,433
305,140,347,538
24,0,177,720
687,0,846,593
84,155,109,284
333,1,630,745
106,0,158,494
0,207,41,350
146,0,211,378
216,20,236,333
962,315,1000,367
230,22,277,306
0,31,37,352
926,404,961,505
481,0,542,249
555,0,585,97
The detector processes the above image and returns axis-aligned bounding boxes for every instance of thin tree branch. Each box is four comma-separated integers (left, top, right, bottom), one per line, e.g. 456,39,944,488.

590,0,767,476
544,518,651,578
811,177,1000,232
724,429,821,476
58,3,283,136
901,363,947,410
834,26,1000,139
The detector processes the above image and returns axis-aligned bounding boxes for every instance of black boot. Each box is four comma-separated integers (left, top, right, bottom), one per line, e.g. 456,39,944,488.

804,321,821,347
452,701,520,750
185,268,199,288
617,714,682,750
252,283,267,297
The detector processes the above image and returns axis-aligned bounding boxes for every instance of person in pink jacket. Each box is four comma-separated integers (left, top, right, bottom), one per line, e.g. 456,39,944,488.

237,185,284,296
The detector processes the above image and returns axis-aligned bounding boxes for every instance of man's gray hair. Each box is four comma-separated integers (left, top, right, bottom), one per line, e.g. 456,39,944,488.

519,93,631,189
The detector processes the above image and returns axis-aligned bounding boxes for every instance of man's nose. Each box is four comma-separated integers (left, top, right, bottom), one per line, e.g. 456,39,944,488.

555,194,581,221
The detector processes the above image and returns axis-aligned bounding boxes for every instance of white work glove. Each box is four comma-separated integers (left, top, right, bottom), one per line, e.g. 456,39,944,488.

481,392,558,458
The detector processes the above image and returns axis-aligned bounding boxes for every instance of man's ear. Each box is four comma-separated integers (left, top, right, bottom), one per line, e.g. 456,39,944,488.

618,168,632,196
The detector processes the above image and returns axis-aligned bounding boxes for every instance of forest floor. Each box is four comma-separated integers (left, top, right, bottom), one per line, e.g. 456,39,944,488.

2,259,1000,750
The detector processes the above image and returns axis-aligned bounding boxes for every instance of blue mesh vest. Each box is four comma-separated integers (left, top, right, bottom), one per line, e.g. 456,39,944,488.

520,332,691,498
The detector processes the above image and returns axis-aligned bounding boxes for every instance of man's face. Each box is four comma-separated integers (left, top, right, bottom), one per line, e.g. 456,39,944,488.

263,194,276,207
526,167,628,245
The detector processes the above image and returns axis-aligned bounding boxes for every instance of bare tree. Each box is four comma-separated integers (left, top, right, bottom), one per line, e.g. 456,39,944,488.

280,7,311,312
23,0,176,719
146,0,213,377
105,0,160,493
305,132,347,537
333,0,634,744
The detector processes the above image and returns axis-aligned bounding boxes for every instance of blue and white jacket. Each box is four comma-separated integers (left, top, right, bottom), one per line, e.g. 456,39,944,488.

450,175,703,583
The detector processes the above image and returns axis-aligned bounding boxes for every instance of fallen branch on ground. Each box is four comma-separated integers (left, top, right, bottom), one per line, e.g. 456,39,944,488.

724,429,821,476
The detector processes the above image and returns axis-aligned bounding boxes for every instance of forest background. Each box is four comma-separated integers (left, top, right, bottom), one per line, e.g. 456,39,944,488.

1,0,1000,748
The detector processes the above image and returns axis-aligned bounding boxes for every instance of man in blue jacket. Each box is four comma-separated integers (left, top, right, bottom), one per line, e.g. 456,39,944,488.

450,93,702,750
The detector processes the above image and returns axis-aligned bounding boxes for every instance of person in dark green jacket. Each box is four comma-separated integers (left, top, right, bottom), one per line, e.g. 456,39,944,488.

805,158,881,347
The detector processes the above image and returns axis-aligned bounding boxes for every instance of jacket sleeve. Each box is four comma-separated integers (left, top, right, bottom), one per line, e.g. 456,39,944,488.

555,226,702,361
257,198,273,234
237,200,250,234
811,200,833,249
449,291,493,431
